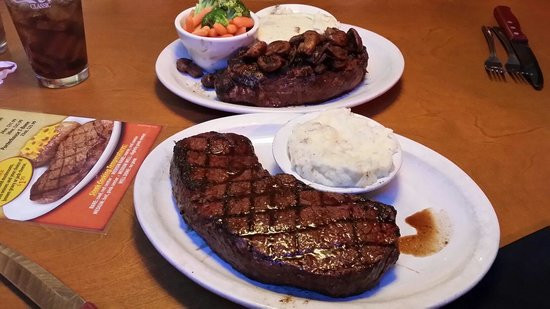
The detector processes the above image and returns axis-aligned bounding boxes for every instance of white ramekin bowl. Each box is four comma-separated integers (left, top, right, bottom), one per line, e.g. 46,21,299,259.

175,8,259,72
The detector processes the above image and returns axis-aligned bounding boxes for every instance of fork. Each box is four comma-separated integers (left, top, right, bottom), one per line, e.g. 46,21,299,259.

481,26,506,80
491,26,527,83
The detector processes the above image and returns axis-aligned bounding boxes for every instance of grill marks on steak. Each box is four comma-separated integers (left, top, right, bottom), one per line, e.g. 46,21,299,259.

30,120,114,204
170,132,400,297
203,28,369,107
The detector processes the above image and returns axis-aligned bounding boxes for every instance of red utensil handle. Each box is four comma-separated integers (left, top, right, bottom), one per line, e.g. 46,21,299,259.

493,6,528,43
81,302,98,309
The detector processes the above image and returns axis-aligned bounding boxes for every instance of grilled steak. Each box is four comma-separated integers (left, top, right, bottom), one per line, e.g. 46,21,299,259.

202,28,369,107
170,132,399,297
30,120,114,204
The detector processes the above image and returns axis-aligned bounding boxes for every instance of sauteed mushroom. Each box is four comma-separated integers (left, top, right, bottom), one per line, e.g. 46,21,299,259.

289,33,304,45
311,42,329,64
176,58,204,78
347,28,363,52
257,54,285,72
325,27,348,47
265,40,291,56
243,41,267,59
297,30,321,55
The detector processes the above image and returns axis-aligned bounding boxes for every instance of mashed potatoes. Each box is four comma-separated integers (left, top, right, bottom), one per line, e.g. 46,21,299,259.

257,7,339,43
288,109,398,187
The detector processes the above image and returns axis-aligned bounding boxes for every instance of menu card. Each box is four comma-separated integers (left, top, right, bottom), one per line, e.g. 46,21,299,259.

0,109,161,232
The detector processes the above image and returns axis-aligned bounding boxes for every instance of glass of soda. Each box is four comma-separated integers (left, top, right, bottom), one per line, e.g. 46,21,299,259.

0,13,7,54
4,0,89,88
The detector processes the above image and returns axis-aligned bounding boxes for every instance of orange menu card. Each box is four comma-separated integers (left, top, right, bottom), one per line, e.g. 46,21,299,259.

0,109,161,232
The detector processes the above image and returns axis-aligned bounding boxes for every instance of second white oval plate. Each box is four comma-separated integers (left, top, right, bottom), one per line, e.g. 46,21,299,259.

155,23,404,113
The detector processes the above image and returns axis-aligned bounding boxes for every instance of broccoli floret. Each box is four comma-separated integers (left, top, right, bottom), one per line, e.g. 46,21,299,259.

195,0,250,26
219,0,250,19
201,8,230,27
194,0,219,15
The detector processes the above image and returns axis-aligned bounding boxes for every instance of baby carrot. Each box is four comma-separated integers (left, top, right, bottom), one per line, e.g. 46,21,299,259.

208,27,217,37
192,25,210,37
192,7,213,28
236,26,246,35
191,28,202,36
184,13,195,32
231,16,254,28
226,24,237,34
221,34,234,38
213,23,227,36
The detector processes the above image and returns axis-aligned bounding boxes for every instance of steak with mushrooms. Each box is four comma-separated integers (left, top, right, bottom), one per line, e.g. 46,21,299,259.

170,132,400,297
202,27,369,107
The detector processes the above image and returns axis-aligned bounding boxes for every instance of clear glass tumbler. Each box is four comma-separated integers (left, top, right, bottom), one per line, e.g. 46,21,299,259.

0,13,7,54
4,0,89,88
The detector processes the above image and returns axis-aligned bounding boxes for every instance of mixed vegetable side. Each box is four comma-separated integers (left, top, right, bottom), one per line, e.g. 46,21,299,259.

182,0,255,37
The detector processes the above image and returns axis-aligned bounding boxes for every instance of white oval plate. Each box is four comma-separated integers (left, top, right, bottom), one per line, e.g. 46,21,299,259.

134,113,500,308
272,111,402,193
155,23,404,113
3,118,121,221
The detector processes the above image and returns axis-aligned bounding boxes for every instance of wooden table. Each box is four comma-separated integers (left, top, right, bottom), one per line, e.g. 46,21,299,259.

1,0,548,307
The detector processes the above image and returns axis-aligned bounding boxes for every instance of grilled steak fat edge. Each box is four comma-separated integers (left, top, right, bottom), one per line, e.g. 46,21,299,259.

170,132,400,297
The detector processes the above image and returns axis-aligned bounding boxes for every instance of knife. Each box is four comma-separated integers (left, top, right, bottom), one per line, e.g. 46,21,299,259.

494,5,543,90
0,243,96,309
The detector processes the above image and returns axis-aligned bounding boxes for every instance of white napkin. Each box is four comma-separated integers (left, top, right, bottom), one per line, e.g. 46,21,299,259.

0,61,17,85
